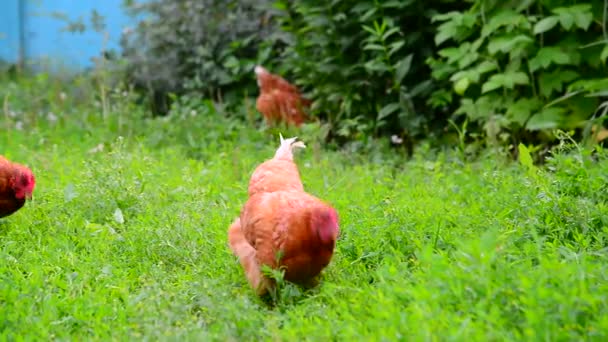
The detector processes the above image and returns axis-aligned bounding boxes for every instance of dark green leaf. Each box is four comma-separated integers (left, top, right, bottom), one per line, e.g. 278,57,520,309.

529,47,572,72
482,11,529,37
487,35,533,55
538,70,579,97
476,60,498,74
601,45,608,64
481,78,502,93
435,25,455,46
533,16,559,35
507,98,541,126
377,102,401,120
526,107,566,130
395,54,413,84
389,41,405,57
382,27,401,41
363,43,385,51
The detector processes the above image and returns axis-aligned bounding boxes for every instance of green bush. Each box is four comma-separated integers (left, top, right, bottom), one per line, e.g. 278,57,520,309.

115,0,608,153
427,0,608,150
119,0,279,114
273,0,466,145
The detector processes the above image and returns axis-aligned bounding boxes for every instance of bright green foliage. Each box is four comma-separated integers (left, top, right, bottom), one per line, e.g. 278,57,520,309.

113,0,608,152
272,0,460,143
428,0,608,147
1,71,608,340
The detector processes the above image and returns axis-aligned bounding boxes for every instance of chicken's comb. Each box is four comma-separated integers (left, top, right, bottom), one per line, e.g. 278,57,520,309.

274,133,306,160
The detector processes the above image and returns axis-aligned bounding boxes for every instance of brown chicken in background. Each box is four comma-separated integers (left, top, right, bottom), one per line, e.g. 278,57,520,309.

0,155,36,218
254,66,311,127
228,135,340,296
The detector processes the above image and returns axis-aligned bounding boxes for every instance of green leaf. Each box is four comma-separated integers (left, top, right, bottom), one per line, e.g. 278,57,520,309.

554,9,574,30
455,95,501,121
377,102,401,120
518,143,534,170
360,7,377,21
481,71,529,93
223,56,240,70
363,43,385,51
510,72,530,85
516,0,535,12
552,5,592,31
458,51,479,69
382,27,401,41
507,98,542,126
454,77,470,95
538,70,579,97
362,25,378,35
432,11,461,23
481,10,528,37
438,42,477,66
450,69,478,83
533,16,559,34
601,45,608,64
529,47,571,72
552,4,593,30
481,78,502,93
476,60,498,74
487,35,533,55
388,41,405,57
434,28,453,46
572,8,593,30
525,107,566,130
395,54,413,84
567,78,608,92
364,60,389,73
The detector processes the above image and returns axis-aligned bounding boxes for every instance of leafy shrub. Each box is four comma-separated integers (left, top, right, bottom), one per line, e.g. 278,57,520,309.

119,0,279,114
427,0,608,150
272,0,466,145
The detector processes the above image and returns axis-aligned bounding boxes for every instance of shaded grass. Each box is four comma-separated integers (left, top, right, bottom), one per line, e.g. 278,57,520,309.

1,75,607,340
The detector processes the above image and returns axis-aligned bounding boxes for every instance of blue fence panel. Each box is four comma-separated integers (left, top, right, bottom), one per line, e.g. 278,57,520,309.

0,0,138,70
0,0,22,63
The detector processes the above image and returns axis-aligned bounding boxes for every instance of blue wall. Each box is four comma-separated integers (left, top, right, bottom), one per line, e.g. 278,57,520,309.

0,0,22,63
0,0,136,69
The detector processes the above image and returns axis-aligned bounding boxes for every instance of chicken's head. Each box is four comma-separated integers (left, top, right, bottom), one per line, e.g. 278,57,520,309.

254,65,268,87
11,167,35,200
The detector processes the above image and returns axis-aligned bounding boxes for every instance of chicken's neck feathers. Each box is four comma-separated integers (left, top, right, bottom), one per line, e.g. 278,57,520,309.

274,134,306,161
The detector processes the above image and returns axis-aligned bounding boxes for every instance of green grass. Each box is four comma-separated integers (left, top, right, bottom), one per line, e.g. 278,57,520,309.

1,74,608,341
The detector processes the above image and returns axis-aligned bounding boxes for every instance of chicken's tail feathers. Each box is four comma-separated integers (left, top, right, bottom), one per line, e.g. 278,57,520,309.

274,133,306,160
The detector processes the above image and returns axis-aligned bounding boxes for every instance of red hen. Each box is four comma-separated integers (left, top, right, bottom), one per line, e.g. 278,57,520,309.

0,155,36,218
254,66,311,127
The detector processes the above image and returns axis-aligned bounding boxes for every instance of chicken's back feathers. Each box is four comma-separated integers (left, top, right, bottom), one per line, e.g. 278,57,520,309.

240,190,339,284
247,135,305,197
255,66,300,94
254,65,310,127
0,155,35,218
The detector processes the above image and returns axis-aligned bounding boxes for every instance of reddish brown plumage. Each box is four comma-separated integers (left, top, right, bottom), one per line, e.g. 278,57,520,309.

228,135,339,295
247,135,305,197
254,66,310,127
0,155,36,218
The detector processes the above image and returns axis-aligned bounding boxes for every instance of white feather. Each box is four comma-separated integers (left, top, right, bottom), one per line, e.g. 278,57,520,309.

274,133,306,160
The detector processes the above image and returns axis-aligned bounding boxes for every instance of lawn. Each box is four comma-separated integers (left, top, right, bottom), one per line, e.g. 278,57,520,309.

1,75,607,341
